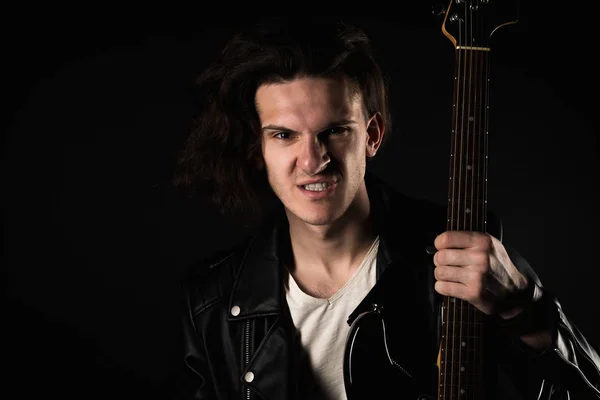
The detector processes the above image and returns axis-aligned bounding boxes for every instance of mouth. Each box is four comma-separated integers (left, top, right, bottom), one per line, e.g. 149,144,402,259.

297,179,339,198
299,181,335,192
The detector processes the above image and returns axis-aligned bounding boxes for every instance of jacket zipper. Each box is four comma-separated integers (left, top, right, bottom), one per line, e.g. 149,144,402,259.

244,320,252,399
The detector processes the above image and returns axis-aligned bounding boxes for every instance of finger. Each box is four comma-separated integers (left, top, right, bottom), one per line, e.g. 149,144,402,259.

434,265,472,284
434,230,492,251
434,280,468,299
434,280,493,314
434,248,489,268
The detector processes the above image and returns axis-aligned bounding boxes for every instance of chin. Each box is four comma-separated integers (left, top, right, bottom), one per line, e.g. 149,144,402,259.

303,216,335,226
290,208,341,226
283,195,347,226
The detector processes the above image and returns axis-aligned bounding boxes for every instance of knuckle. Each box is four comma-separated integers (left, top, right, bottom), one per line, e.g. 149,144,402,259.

438,231,450,247
434,266,444,280
469,281,484,301
475,262,489,274
483,234,493,249
433,251,440,265
477,251,490,266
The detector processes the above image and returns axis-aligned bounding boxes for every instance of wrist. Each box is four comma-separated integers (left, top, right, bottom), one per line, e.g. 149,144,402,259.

498,279,536,320
496,284,558,338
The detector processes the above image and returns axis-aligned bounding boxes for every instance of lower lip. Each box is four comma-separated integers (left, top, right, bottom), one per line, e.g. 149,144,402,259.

298,182,338,199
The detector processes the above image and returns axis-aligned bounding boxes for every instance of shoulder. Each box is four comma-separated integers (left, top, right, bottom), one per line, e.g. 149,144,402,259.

182,236,252,315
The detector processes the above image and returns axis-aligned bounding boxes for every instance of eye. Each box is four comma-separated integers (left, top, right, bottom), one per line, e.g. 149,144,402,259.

323,126,349,136
273,131,292,140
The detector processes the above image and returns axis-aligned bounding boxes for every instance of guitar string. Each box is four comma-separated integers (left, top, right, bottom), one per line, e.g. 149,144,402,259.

443,20,458,397
476,6,486,398
457,2,473,396
448,7,463,397
467,2,483,396
458,3,483,398
467,3,485,397
481,10,491,396
469,4,479,398
452,15,465,398
472,1,489,396
475,5,482,389
470,33,477,400
456,2,473,397
442,2,463,394
447,8,461,398
464,9,473,398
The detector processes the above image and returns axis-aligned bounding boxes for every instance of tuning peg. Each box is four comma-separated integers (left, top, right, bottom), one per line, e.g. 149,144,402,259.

432,2,447,16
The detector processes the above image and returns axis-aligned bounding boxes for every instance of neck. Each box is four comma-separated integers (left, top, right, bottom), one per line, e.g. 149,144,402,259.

286,183,377,280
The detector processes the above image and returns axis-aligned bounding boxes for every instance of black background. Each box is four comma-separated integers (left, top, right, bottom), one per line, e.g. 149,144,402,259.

3,6,599,400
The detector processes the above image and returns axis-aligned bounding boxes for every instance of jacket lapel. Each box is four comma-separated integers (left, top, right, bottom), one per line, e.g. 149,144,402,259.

228,213,287,319
226,172,446,399
228,211,301,400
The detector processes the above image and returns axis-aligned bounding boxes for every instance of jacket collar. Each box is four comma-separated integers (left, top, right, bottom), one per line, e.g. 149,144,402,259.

228,171,404,321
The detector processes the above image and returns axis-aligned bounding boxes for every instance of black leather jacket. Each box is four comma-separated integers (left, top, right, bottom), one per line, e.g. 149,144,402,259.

178,173,600,399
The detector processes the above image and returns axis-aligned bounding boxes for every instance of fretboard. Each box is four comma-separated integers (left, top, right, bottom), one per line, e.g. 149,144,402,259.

438,46,490,400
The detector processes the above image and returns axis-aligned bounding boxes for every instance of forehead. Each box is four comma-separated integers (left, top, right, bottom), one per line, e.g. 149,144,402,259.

255,76,363,126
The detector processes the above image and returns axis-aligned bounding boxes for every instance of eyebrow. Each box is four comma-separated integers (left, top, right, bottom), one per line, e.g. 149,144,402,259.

261,119,358,134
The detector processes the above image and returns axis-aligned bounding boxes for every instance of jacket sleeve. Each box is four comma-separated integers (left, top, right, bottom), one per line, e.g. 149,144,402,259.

504,245,600,399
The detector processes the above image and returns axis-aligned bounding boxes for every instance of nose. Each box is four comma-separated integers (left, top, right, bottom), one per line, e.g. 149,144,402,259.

297,135,330,176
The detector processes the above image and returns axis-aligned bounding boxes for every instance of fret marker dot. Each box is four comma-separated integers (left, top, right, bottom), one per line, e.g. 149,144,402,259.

460,388,465,394
460,366,465,372
461,341,466,347
466,165,472,170
465,208,471,213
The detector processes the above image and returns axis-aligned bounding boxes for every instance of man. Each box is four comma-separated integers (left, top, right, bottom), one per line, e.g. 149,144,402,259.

173,17,600,399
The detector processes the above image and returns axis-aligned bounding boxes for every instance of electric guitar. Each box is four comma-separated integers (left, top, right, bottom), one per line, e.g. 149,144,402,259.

343,3,518,399
437,1,518,399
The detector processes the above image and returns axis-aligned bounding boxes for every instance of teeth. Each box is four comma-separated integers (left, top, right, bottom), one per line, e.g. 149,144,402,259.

304,182,330,191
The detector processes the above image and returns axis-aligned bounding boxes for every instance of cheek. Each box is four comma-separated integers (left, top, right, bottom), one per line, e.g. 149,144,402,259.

332,139,366,164
262,148,294,182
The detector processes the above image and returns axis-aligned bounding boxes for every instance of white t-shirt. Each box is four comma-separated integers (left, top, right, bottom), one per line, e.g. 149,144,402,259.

285,236,380,400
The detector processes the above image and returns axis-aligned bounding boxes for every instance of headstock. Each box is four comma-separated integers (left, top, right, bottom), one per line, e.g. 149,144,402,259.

435,0,519,49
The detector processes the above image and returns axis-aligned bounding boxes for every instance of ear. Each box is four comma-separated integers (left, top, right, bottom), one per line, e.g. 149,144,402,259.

365,112,385,158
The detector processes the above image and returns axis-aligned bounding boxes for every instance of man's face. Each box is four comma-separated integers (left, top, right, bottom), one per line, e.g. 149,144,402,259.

256,76,384,227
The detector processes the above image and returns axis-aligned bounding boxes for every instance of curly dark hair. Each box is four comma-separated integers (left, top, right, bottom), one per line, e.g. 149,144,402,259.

173,17,392,224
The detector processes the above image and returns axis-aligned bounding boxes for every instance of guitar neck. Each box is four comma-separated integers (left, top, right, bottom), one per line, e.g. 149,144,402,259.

447,47,490,234
436,1,518,397
439,46,490,400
